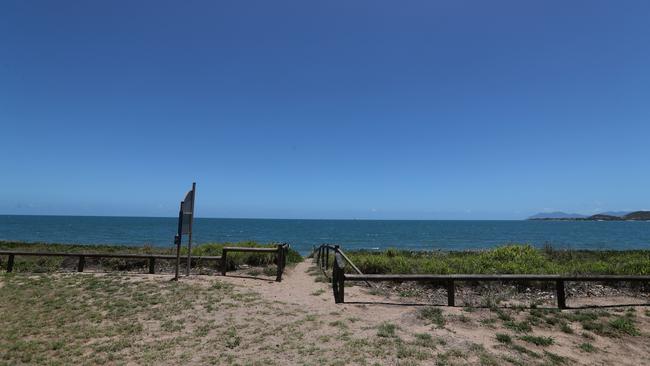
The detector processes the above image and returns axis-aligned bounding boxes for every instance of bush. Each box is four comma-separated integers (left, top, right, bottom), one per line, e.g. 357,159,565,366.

345,244,650,275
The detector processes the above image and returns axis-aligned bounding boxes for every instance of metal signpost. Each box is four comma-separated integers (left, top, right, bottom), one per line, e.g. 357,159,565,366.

173,182,196,281
185,182,196,276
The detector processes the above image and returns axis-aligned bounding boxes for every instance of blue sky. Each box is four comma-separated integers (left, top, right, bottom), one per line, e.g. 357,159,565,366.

2,1,650,219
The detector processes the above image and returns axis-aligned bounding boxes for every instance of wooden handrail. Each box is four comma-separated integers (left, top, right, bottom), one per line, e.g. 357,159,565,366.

0,250,222,274
220,243,289,281
0,250,220,260
338,272,650,308
344,274,650,282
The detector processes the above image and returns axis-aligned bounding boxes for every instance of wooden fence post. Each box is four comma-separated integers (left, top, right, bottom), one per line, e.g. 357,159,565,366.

325,246,329,269
77,256,85,272
447,280,455,306
148,258,156,274
276,244,284,282
7,254,14,273
556,280,566,309
333,253,345,303
338,267,345,303
221,250,228,276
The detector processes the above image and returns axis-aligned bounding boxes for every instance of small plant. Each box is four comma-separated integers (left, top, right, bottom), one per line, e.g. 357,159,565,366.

413,332,439,349
560,322,573,334
608,316,640,336
310,289,326,296
520,335,554,347
504,320,532,333
495,308,512,321
511,344,541,358
495,333,512,344
377,322,397,338
544,351,567,365
581,320,604,333
225,326,241,349
579,342,596,353
418,307,445,328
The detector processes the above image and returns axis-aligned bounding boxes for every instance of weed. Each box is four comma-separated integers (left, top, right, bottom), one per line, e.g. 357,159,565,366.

495,333,512,344
504,320,532,333
418,307,445,328
608,316,640,336
377,323,397,338
578,342,596,353
310,289,326,296
560,322,573,334
544,351,568,365
519,335,554,346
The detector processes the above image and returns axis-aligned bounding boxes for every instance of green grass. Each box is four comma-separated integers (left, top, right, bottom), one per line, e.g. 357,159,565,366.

578,342,596,353
519,335,554,346
345,244,650,275
377,322,398,338
608,316,640,336
417,307,445,328
504,320,532,333
495,333,512,344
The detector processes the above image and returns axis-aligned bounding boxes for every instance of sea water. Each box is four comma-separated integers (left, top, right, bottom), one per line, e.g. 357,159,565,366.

1,215,649,255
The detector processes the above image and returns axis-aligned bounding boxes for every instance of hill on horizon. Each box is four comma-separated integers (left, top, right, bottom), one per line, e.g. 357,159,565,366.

527,212,587,219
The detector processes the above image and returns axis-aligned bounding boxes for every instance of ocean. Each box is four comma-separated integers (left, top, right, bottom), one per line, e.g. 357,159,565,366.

1,215,649,255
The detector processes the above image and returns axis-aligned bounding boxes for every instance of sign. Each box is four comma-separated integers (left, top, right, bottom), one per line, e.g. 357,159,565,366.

181,188,195,234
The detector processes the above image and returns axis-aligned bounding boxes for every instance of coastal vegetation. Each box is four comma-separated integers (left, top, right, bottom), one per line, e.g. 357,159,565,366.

345,244,650,275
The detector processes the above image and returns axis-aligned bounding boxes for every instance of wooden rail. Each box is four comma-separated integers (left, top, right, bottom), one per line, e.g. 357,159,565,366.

314,244,372,287
221,243,289,282
0,250,221,274
332,256,650,309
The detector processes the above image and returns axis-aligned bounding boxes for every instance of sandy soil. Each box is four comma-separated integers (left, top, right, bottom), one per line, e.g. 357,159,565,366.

195,261,650,365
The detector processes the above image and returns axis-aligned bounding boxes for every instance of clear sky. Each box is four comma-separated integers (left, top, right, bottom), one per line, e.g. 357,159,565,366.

2,1,650,220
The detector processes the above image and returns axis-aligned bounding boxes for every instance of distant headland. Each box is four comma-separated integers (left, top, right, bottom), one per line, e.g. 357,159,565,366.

528,211,650,221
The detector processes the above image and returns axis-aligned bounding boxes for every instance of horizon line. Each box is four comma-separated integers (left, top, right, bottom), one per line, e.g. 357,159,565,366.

0,213,529,221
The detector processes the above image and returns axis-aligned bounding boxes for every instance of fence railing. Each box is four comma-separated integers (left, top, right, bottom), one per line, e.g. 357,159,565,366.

0,250,221,274
221,243,290,281
313,244,371,287
331,253,650,309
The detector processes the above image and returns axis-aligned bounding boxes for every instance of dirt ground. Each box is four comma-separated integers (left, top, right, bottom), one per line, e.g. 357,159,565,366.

210,261,650,366
2,261,650,365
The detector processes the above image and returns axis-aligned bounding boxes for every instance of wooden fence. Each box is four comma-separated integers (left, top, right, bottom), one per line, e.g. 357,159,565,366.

328,247,650,309
0,250,221,274
221,243,290,281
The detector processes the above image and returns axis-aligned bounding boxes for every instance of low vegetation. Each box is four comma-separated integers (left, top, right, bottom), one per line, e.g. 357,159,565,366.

345,244,650,275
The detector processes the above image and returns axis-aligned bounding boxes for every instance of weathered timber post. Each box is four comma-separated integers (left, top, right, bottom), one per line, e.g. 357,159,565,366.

77,256,85,272
447,280,455,306
148,257,156,274
325,246,329,269
556,280,566,309
276,244,284,282
221,249,228,276
7,254,15,272
320,247,324,269
333,253,346,303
